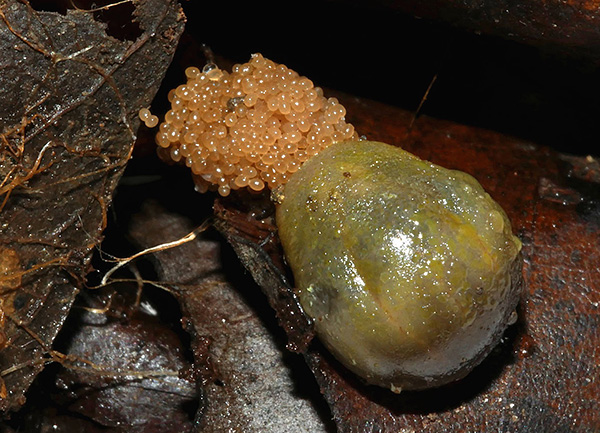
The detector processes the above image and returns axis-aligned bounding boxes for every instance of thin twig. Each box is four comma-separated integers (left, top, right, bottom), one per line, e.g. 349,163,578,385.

409,73,438,131
100,220,211,286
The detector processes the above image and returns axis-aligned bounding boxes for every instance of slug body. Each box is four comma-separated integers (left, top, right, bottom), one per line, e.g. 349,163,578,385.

276,140,522,391
153,54,522,392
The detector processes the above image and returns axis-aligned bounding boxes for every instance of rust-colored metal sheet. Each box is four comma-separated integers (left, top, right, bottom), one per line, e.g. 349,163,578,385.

215,94,600,432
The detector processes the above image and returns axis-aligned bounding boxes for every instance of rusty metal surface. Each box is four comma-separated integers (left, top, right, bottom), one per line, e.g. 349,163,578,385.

215,94,600,432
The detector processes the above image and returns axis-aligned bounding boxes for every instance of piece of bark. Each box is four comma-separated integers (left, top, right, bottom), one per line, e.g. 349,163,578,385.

126,199,336,432
367,0,600,59
215,93,600,432
0,0,184,413
213,194,315,354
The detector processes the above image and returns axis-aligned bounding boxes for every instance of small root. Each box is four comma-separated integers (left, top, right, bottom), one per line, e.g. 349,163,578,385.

100,219,211,287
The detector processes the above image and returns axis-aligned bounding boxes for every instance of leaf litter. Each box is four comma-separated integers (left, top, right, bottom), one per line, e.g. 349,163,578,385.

0,0,184,415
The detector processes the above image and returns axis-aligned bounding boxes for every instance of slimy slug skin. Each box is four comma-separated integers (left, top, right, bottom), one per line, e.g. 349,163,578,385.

276,140,522,391
151,54,523,392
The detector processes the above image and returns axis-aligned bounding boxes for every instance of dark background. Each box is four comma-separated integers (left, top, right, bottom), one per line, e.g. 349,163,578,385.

30,0,600,156
173,0,600,157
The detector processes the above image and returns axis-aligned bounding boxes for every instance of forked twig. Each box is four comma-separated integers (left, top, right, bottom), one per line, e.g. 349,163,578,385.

100,220,211,286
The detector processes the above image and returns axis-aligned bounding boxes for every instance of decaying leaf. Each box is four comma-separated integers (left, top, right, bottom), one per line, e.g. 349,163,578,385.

55,310,197,432
363,0,600,59
126,198,335,432
0,0,184,413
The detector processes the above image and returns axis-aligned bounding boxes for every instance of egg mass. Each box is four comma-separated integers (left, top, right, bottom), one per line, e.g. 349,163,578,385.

276,140,522,391
154,53,357,196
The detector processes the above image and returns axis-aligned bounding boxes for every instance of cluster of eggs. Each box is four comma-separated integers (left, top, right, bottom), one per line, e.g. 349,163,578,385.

140,53,523,393
144,53,358,196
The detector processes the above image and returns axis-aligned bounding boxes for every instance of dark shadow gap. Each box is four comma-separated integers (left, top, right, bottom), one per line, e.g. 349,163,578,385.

28,0,142,41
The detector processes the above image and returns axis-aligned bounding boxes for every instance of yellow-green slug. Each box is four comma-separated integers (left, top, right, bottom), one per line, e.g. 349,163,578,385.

276,140,521,391
142,54,523,392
